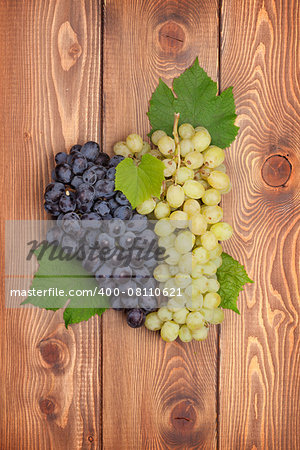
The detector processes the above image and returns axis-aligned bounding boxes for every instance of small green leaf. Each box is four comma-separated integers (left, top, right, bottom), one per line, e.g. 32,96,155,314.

217,252,253,313
115,154,165,208
148,58,239,148
22,245,108,326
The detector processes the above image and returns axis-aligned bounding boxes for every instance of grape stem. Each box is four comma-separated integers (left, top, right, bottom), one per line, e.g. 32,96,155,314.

173,112,181,184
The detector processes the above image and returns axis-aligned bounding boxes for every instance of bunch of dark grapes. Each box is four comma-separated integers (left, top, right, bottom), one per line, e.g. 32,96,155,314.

44,141,160,328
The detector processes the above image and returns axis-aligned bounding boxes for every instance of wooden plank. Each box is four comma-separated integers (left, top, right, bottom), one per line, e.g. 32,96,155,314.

0,1,102,448
102,1,220,448
219,0,300,448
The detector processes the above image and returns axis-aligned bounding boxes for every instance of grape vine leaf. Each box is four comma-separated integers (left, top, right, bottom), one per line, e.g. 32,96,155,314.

115,153,165,208
217,252,253,314
22,245,108,327
147,57,239,149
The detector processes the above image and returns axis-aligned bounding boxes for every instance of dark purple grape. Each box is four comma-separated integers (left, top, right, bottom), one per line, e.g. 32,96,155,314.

61,212,81,234
61,234,78,254
113,266,132,283
81,212,101,222
108,198,119,212
106,167,116,180
115,191,130,206
106,219,126,237
96,233,115,251
95,152,110,167
82,256,102,274
71,176,83,189
81,141,100,161
109,155,124,168
110,296,124,311
126,213,148,232
84,229,101,248
93,200,110,216
46,226,63,245
44,202,61,217
59,192,76,213
122,296,139,309
55,152,68,164
139,296,158,312
70,144,82,154
82,168,97,185
76,184,95,204
119,231,136,249
94,166,107,180
113,205,133,220
72,154,88,175
77,200,94,214
102,213,113,220
51,169,57,181
94,180,115,199
55,163,72,183
133,266,151,281
44,182,65,203
95,263,113,281
126,309,145,328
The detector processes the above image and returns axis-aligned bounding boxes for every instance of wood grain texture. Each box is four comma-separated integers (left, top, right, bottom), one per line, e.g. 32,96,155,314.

0,1,102,448
219,0,300,448
102,1,219,448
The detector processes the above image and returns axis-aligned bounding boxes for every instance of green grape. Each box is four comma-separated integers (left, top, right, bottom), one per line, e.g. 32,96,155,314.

153,264,171,282
188,213,207,235
158,135,176,156
154,201,171,219
202,308,214,322
193,246,210,264
184,151,204,169
202,188,221,206
201,261,218,276
192,276,209,293
211,256,222,268
179,123,195,139
164,247,180,265
202,205,223,224
203,292,221,309
178,253,193,274
137,141,151,158
203,146,225,168
186,311,205,331
163,158,176,177
191,128,211,152
166,184,185,208
167,297,186,312
158,233,176,249
210,222,233,241
185,283,202,299
151,129,167,145
145,312,163,331
215,163,226,173
208,243,223,259
169,210,189,229
219,181,232,194
183,180,205,199
154,219,174,237
186,294,204,311
175,273,192,288
191,264,204,279
157,307,173,322
150,148,162,159
173,308,189,324
201,231,218,251
180,138,194,157
164,277,178,292
169,265,180,276
183,198,201,217
179,325,193,342
160,321,180,342
174,230,195,254
199,166,213,179
113,141,132,157
126,133,143,153
207,171,230,190
207,278,220,292
175,167,194,185
197,178,210,189
136,198,156,214
192,326,209,341
210,308,225,324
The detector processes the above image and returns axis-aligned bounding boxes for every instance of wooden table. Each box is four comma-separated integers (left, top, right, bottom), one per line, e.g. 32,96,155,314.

0,0,299,448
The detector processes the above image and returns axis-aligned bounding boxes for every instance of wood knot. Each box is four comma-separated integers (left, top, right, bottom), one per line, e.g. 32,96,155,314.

58,21,82,71
39,338,70,373
88,436,94,443
158,22,185,52
23,131,31,140
39,398,56,417
261,154,292,187
170,401,196,431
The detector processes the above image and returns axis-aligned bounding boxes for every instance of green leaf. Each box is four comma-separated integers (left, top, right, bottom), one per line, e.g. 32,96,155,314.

115,154,165,208
217,252,253,313
148,58,239,148
22,246,108,326
147,79,176,137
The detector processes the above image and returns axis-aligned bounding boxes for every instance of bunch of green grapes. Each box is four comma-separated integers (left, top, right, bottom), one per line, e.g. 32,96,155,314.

113,124,233,342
